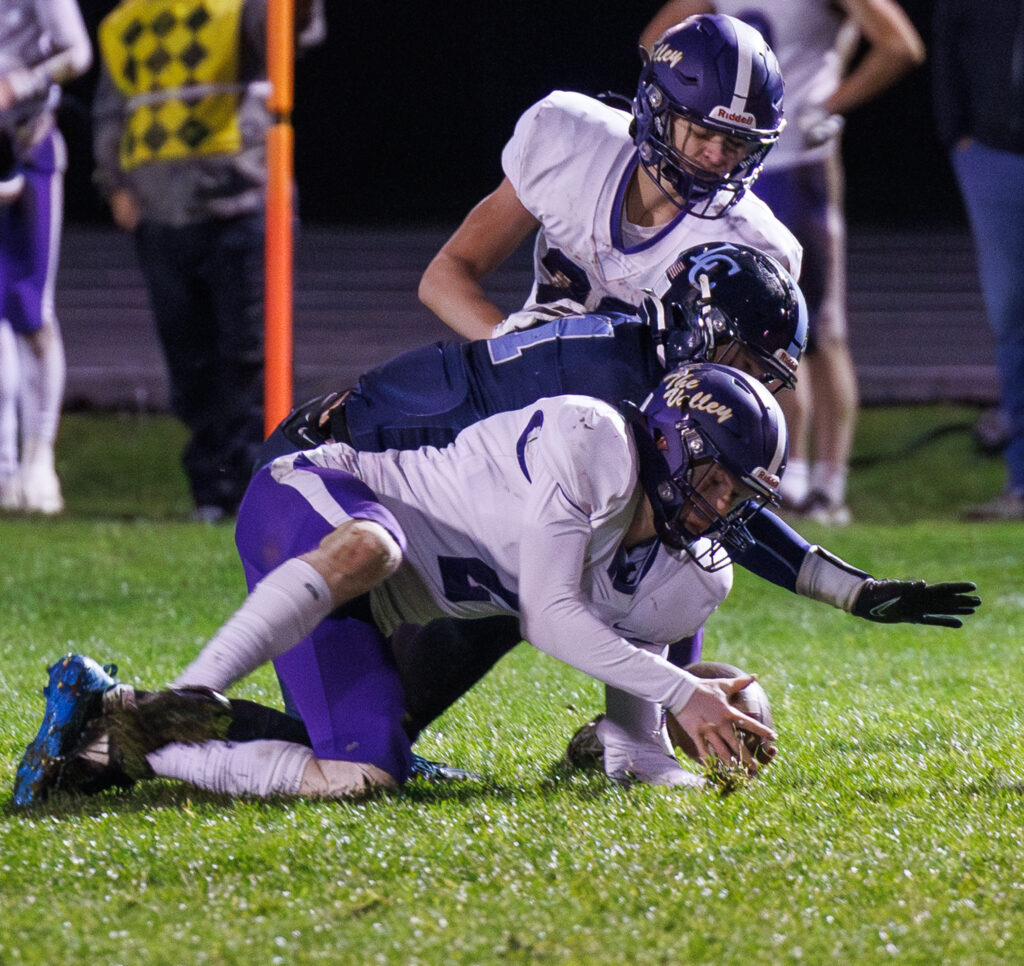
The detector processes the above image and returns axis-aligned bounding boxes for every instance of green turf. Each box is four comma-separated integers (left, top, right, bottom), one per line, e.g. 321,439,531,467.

1,406,1021,965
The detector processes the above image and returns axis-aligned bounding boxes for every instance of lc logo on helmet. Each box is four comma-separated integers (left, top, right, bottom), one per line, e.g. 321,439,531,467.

662,371,734,424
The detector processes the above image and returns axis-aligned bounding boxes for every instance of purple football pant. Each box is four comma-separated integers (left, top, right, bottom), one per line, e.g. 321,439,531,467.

0,129,63,336
235,458,414,783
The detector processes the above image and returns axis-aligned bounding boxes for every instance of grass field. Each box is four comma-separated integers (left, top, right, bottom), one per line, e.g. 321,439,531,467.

1,406,1022,965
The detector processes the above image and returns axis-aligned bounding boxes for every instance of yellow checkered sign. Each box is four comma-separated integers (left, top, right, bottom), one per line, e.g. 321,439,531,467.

99,0,245,169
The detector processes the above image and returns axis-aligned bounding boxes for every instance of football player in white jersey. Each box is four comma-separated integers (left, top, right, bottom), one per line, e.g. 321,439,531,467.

16,364,793,804
642,2,925,524
418,14,801,342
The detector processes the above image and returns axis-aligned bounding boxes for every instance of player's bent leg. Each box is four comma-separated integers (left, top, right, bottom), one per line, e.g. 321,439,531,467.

274,614,415,784
302,518,402,602
392,616,524,738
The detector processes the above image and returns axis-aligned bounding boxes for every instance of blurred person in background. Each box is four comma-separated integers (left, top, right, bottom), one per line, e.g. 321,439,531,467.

92,0,324,523
933,0,1024,521
643,1,925,525
0,0,92,515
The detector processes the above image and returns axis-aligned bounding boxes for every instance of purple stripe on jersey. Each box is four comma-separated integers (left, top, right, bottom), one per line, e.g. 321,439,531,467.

515,409,544,481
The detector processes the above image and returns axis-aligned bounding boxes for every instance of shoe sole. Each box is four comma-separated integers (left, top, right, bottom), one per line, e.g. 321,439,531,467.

12,655,117,807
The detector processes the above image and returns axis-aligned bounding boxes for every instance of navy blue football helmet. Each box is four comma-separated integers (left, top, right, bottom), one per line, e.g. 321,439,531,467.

624,362,787,569
644,242,807,391
632,14,785,217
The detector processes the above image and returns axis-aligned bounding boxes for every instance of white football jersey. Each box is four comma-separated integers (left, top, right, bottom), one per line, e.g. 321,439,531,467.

276,396,732,713
500,90,802,311
713,0,851,168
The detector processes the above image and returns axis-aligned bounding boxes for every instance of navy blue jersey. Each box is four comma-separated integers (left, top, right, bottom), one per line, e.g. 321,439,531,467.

343,313,663,452
263,310,810,594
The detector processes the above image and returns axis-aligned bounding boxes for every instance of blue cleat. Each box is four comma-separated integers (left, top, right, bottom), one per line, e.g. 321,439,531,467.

12,654,118,808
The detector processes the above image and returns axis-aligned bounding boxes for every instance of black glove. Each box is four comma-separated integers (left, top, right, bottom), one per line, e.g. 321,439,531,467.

850,579,980,628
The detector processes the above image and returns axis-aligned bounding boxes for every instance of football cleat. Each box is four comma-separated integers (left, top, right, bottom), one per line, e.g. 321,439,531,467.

560,715,606,772
56,686,233,797
12,654,118,808
409,753,483,782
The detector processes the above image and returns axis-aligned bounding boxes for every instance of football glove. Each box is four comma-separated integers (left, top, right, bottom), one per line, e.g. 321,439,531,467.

850,579,980,628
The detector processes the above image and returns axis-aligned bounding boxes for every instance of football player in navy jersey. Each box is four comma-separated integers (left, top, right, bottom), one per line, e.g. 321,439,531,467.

251,244,977,780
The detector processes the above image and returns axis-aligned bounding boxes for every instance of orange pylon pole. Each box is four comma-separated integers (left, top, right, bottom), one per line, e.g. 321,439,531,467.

264,0,295,436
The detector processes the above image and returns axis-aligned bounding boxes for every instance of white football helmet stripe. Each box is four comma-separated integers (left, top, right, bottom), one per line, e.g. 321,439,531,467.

729,25,756,113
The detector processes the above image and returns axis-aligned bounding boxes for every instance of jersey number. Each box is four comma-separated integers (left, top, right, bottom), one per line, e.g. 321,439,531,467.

438,556,519,611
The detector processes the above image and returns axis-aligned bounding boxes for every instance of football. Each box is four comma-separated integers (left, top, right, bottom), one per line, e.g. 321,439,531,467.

666,660,777,768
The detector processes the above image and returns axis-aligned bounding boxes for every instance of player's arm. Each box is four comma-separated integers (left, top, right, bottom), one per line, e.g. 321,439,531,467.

516,411,772,766
418,177,541,341
517,498,768,768
639,1,714,52
731,509,980,628
827,0,926,117
0,0,92,110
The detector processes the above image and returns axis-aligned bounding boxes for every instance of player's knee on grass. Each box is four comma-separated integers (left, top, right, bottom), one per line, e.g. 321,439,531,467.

299,756,397,798
305,519,402,602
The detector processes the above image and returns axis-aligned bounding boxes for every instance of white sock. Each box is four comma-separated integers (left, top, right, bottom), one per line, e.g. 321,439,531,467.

147,739,312,797
173,557,334,692
810,461,848,506
17,323,65,448
778,456,810,505
0,322,19,480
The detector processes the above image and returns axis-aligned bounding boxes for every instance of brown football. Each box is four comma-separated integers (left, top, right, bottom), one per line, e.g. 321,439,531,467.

666,660,777,768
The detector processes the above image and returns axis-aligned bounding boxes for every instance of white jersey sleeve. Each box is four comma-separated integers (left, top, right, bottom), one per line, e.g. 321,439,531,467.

513,402,699,713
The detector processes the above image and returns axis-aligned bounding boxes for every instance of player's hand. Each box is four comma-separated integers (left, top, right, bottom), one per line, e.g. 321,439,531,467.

110,188,142,232
797,104,845,148
0,77,17,112
495,299,589,335
850,579,980,628
672,675,776,774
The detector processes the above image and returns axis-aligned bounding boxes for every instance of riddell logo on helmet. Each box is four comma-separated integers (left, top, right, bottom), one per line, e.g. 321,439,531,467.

710,105,756,128
751,467,780,491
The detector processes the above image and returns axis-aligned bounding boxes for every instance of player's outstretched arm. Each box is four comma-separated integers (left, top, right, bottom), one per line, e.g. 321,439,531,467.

796,546,980,628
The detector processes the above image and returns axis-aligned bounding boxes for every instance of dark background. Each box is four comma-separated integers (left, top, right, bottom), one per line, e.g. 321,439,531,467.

65,0,959,228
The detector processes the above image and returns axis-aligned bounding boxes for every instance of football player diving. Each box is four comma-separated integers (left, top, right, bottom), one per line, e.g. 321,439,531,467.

17,364,791,803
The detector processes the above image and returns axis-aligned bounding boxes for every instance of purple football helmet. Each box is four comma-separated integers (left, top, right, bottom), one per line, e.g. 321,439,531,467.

648,242,807,391
632,14,785,217
625,362,787,569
